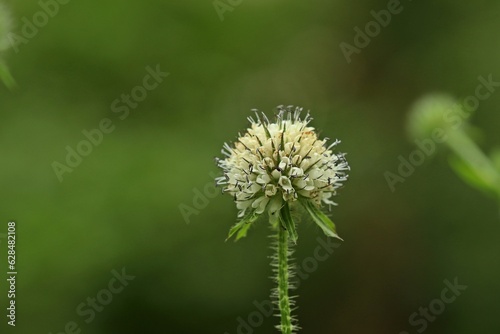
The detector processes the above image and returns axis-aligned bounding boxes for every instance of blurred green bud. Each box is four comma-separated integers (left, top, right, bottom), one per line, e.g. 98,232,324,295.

407,94,464,139
408,93,500,195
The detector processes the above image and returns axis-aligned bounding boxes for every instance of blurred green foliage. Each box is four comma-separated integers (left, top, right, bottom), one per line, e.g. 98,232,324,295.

408,93,500,199
1,0,500,333
0,2,15,88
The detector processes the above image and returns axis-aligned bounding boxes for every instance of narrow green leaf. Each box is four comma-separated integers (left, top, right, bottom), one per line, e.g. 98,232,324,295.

226,211,259,242
279,202,297,244
302,200,343,241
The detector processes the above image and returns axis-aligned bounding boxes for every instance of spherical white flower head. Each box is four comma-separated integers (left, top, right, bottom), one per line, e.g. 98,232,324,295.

216,106,349,219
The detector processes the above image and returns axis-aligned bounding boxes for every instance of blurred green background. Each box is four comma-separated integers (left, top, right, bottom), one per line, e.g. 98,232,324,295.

1,0,500,333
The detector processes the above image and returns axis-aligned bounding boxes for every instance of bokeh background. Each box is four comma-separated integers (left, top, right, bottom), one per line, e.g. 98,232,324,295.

1,0,500,333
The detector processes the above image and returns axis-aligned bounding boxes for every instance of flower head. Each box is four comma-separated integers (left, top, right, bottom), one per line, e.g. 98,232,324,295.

216,106,349,241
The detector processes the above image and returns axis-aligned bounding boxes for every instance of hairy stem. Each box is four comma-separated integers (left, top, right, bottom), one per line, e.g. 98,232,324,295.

277,224,292,334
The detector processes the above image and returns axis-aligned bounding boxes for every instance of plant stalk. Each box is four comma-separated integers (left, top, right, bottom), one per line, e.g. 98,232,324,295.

277,224,292,334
